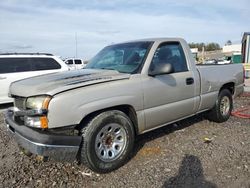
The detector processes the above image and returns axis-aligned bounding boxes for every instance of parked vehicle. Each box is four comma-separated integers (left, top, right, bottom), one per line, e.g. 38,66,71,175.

204,58,231,65
203,59,218,64
0,53,69,104
64,58,87,70
217,59,231,64
4,38,244,173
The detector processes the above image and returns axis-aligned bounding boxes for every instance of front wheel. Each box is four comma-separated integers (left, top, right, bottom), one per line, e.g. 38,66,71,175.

78,110,135,173
205,89,233,123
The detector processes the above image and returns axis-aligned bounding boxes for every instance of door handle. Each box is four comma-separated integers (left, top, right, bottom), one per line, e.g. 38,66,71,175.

0,76,7,80
186,77,194,85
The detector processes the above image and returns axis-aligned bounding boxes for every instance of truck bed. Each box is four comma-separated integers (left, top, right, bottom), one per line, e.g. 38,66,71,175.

196,63,244,95
196,63,244,111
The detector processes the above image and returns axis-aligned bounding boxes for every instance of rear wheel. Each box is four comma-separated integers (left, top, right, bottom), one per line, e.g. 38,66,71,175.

206,89,233,123
78,110,135,173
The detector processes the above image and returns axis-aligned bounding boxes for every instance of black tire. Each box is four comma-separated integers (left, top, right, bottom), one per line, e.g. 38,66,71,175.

78,110,135,173
205,89,233,123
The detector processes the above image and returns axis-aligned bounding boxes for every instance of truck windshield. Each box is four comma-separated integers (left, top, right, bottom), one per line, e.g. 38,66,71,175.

85,41,152,73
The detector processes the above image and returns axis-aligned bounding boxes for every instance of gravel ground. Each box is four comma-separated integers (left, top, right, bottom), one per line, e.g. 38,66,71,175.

0,95,249,188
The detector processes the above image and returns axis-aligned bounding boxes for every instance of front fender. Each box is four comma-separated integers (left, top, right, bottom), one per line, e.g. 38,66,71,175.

47,75,144,131
47,94,144,129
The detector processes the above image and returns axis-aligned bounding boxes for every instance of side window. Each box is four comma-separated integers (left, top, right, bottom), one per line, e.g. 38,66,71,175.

151,42,188,73
0,58,32,73
74,59,82,64
31,58,61,71
66,60,74,65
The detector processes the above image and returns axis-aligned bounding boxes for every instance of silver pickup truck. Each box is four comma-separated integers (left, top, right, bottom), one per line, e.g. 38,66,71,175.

4,38,244,173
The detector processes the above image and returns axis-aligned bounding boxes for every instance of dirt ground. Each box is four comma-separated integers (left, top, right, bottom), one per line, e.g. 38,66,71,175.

0,95,249,188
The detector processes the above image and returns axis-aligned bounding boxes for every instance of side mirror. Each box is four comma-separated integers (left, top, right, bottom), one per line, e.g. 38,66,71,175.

148,63,174,76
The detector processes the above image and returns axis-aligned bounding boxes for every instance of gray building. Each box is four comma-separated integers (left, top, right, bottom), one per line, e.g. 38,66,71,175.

242,32,250,63
242,32,250,78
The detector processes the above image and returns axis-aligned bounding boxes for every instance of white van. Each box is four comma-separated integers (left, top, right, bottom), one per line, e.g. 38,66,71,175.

0,53,69,104
64,58,87,70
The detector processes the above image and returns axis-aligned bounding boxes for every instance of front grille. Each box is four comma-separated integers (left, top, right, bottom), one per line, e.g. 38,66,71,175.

14,97,26,110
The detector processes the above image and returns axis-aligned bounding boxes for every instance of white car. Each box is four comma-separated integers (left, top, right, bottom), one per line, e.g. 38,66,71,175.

217,60,231,64
64,58,87,70
0,53,69,104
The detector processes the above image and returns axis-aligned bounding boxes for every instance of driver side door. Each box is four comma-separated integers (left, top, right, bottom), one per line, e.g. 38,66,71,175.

142,42,198,130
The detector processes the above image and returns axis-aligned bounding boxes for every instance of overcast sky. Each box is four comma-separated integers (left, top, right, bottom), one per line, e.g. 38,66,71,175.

0,0,249,59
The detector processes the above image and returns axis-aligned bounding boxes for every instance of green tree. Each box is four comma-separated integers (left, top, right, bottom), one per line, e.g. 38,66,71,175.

188,42,220,51
226,40,232,46
205,43,221,51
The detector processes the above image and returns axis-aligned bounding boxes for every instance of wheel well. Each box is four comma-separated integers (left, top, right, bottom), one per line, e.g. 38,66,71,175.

220,82,235,94
77,105,139,135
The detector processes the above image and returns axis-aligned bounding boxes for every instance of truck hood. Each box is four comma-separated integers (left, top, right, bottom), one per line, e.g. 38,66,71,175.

9,69,130,97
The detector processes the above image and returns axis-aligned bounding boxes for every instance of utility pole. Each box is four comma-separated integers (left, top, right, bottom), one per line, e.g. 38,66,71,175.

75,32,78,58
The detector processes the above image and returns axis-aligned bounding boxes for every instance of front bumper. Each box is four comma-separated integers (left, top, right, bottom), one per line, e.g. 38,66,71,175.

4,108,82,161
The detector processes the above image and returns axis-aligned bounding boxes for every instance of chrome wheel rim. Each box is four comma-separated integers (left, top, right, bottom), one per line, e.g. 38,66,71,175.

95,123,127,162
220,96,230,116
